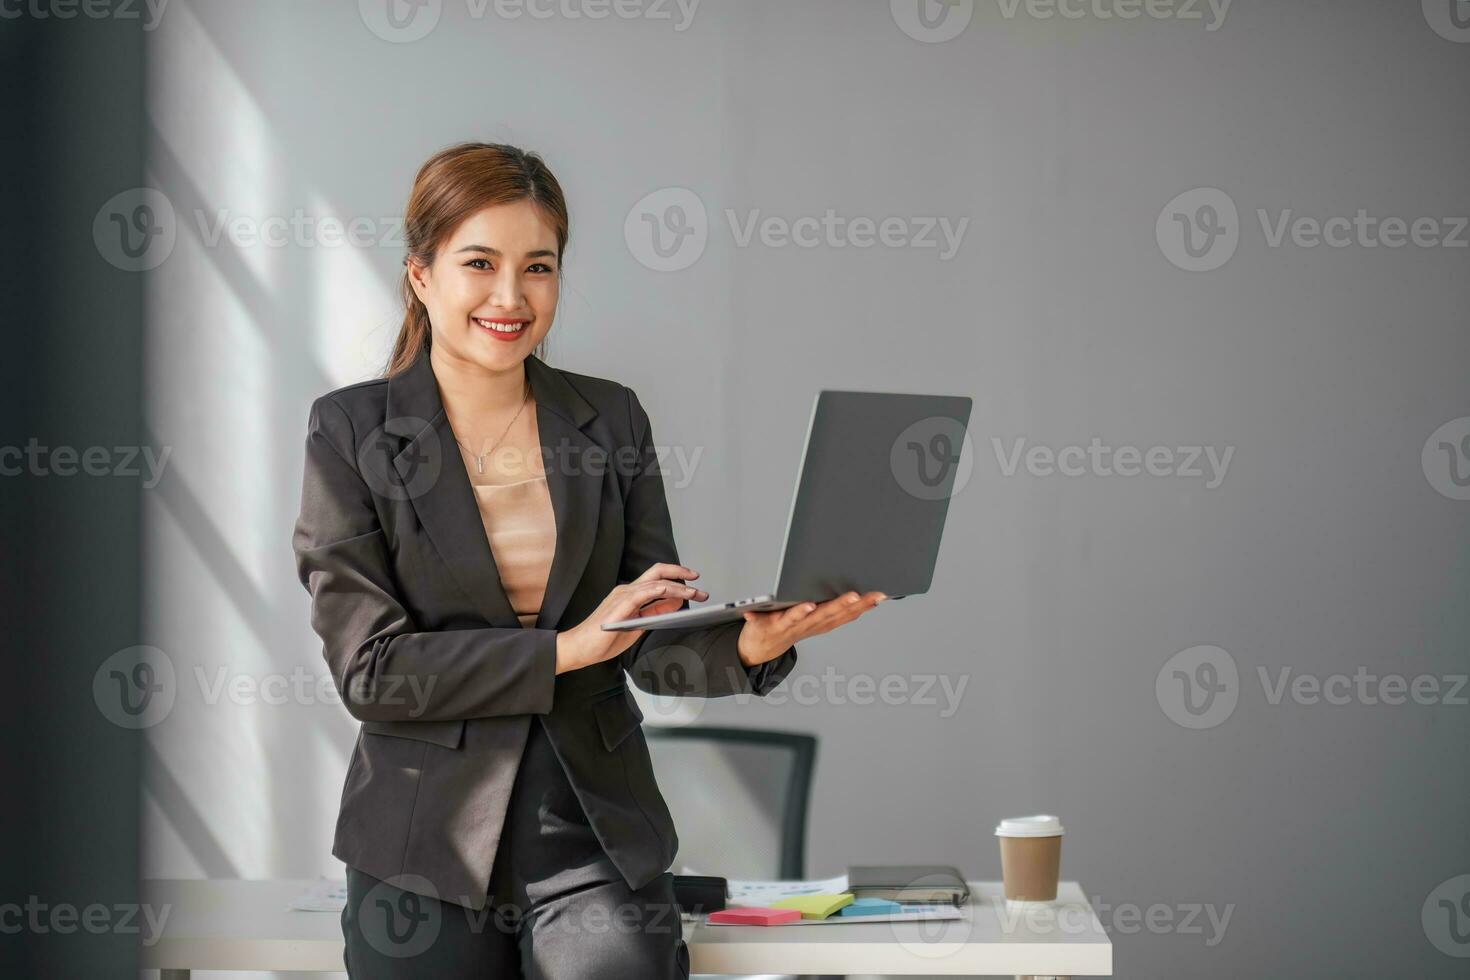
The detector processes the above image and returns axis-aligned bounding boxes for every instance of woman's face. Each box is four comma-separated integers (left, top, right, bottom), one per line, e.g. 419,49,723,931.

409,199,560,373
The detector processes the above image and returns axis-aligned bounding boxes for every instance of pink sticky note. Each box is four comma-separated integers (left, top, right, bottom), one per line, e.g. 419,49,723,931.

707,907,802,925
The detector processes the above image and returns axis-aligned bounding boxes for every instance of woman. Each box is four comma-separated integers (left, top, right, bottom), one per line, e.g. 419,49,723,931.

291,142,883,979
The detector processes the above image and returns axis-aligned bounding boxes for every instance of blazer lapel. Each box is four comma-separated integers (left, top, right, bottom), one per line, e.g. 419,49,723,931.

383,348,601,630
529,360,601,631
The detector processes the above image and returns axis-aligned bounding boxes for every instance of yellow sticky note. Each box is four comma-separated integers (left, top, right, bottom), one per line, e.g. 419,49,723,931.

770,893,855,919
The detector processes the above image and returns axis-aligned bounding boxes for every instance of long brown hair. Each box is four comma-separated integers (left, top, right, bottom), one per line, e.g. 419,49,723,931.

384,142,569,376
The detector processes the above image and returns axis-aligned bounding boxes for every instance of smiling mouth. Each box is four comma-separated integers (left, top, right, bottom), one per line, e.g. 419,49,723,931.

472,317,530,336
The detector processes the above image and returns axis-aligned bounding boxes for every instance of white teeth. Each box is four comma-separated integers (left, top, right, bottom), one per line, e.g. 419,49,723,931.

475,318,526,333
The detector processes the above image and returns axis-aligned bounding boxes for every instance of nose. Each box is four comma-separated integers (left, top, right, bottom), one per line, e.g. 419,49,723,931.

490,269,525,310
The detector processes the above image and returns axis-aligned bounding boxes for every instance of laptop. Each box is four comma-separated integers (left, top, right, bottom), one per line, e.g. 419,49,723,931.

601,389,973,632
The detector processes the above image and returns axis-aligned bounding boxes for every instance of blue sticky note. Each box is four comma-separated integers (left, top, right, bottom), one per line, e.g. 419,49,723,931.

839,897,903,917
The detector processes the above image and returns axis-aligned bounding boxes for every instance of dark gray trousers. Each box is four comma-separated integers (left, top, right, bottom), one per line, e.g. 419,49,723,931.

341,716,691,979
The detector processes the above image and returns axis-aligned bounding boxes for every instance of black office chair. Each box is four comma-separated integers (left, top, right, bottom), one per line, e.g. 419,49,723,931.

644,726,837,980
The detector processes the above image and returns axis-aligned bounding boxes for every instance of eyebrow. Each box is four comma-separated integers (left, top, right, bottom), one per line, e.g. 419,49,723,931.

453,245,558,260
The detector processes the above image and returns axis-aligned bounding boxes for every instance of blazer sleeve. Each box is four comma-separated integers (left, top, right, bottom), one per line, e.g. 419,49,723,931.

291,395,558,722
616,386,798,698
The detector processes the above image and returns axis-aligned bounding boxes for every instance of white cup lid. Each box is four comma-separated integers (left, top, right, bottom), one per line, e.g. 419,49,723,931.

995,814,1064,837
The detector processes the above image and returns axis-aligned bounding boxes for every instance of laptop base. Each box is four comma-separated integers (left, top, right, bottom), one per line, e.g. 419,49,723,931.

601,596,794,632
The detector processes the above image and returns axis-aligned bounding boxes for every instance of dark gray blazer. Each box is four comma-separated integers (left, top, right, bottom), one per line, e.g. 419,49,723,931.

291,348,797,910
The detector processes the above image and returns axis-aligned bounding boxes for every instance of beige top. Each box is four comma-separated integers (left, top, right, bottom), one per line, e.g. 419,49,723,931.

471,475,557,629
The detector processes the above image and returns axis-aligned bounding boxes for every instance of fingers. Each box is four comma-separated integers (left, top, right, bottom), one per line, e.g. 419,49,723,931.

815,591,883,619
779,602,819,625
630,563,707,601
784,591,885,638
636,597,686,619
635,578,700,601
616,578,701,619
634,562,700,584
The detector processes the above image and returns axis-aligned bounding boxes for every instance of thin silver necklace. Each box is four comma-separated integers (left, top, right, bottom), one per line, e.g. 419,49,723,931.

454,378,531,476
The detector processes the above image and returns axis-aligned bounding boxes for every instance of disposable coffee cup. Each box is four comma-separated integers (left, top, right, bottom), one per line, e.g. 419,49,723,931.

995,815,1063,906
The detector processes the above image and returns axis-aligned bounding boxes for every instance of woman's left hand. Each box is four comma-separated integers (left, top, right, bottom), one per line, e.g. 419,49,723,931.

736,591,886,667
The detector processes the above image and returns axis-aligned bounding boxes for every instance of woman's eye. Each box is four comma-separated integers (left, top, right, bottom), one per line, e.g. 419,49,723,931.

466,258,492,270
528,263,554,274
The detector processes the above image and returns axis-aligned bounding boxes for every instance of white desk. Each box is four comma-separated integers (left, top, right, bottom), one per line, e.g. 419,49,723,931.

140,878,1112,978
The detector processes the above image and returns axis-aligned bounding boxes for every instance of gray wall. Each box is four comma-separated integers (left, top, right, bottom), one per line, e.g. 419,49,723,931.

3,11,145,980
140,1,1469,976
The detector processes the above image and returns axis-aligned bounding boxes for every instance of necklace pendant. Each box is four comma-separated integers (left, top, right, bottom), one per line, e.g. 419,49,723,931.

474,457,485,475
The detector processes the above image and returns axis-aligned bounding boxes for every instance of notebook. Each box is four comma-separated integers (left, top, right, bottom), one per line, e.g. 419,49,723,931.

847,865,970,905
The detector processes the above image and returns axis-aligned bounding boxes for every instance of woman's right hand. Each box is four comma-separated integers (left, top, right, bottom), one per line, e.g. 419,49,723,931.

554,563,708,674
